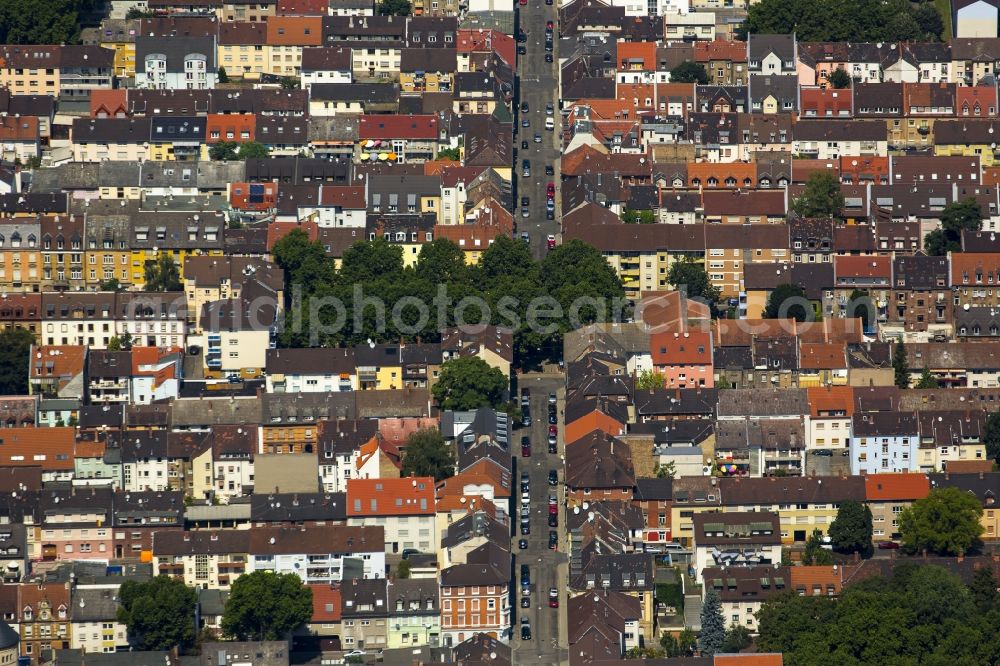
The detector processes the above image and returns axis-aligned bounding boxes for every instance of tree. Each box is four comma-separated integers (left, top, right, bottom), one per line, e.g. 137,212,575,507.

401,428,455,482
436,147,461,161
99,277,121,291
237,141,269,160
984,411,1000,463
667,258,721,305
792,171,844,219
217,66,230,84
699,588,725,656
432,357,508,411
893,338,909,388
828,499,874,558
764,284,810,321
662,629,697,657
378,0,412,14
899,486,984,556
0,328,34,395
143,253,182,292
722,624,752,653
416,239,468,286
670,60,710,84
757,564,989,664
915,367,939,389
279,76,299,89
107,332,133,352
925,198,983,255
828,67,852,89
221,570,313,641
117,576,197,651
637,369,666,390
209,141,239,161
397,559,412,579
655,461,676,479
802,528,834,565
970,566,999,612
848,289,873,331
621,209,656,224
744,0,931,42
914,3,944,39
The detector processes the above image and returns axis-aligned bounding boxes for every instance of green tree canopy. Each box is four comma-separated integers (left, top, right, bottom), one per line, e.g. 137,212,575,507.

721,624,752,654
667,258,721,306
914,367,939,389
924,198,983,255
378,0,412,14
828,67,852,89
670,60,710,84
899,486,984,556
743,0,927,41
893,339,909,388
802,528,834,565
436,147,461,161
416,239,468,286
117,576,197,651
401,428,456,481
758,564,992,664
829,499,874,558
222,570,313,641
217,66,230,83
0,328,34,395
0,0,92,44
914,3,945,39
637,369,666,390
99,277,122,291
237,141,269,160
431,356,508,411
143,253,182,292
699,588,726,656
209,141,239,161
984,411,1000,463
764,284,810,321
792,171,844,218
621,209,657,224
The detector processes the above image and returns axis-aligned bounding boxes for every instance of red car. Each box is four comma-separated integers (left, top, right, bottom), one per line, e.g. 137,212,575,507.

548,425,557,436
547,234,556,249
546,20,554,30
546,182,555,197
522,441,531,457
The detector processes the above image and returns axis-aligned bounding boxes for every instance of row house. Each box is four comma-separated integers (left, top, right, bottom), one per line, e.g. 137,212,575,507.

345,477,436,554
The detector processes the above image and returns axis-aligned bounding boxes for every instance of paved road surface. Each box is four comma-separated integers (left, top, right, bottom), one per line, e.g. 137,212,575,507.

512,374,568,666
515,0,561,260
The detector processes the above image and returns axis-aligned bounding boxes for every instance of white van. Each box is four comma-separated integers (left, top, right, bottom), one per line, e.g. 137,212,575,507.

545,117,554,130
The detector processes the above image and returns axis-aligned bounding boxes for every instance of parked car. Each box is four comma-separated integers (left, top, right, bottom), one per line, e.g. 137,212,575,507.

545,52,553,62
548,469,558,485
547,234,556,249
878,541,901,549
534,133,542,143
549,587,559,607
521,102,529,113
545,164,554,175
549,424,558,436
519,539,528,550
520,564,530,586
547,513,558,527
548,440,557,454
546,182,556,197
522,440,531,457
548,530,558,549
548,393,557,404
521,617,531,640
521,388,530,404
546,103,554,116
521,595,531,608
548,411,557,425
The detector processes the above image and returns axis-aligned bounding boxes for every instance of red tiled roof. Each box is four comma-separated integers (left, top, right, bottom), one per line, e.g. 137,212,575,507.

319,185,366,209
650,331,712,365
346,477,435,516
805,386,855,417
359,115,439,140
267,220,319,251
834,255,891,279
864,472,930,501
799,342,847,370
310,585,342,622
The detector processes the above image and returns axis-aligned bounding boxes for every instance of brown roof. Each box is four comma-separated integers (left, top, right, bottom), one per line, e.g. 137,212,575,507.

250,525,384,553
719,475,866,505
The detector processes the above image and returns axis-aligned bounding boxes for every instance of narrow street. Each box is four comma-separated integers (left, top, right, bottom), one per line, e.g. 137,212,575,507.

512,372,568,666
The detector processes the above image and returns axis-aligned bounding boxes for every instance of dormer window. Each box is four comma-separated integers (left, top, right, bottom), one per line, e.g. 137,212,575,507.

22,607,31,621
